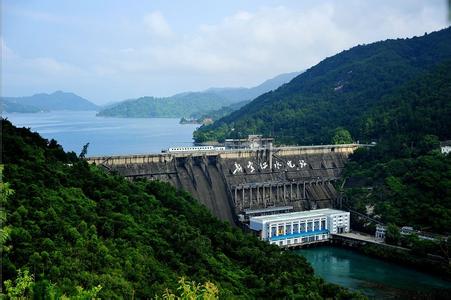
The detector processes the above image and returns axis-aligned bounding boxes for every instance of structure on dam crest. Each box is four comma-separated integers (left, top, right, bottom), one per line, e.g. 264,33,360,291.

86,143,362,224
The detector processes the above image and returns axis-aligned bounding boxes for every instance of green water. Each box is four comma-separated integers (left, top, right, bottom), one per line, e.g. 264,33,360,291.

295,246,451,299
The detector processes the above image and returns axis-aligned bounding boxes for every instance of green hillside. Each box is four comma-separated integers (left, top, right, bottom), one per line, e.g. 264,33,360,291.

0,119,362,299
195,99,251,122
194,27,451,144
97,72,300,119
97,92,231,118
341,60,451,234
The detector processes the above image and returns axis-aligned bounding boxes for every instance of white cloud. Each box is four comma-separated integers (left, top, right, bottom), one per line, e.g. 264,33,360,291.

143,11,173,38
108,2,446,84
1,38,88,95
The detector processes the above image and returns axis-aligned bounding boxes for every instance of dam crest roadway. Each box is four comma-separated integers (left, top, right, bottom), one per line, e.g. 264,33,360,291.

86,144,369,224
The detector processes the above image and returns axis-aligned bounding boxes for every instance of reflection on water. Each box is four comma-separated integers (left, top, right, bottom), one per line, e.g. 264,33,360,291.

296,246,451,299
3,111,199,156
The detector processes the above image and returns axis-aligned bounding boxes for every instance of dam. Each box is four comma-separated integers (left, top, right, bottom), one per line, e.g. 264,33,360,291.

86,144,362,224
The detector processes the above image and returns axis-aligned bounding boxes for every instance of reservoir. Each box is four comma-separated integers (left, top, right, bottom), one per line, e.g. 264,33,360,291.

3,111,199,156
296,246,451,299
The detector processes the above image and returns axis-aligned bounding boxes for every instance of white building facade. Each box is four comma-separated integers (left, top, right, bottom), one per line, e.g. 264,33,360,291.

440,141,451,155
249,209,350,247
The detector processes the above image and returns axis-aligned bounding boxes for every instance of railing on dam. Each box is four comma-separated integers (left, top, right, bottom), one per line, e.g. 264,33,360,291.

85,143,369,166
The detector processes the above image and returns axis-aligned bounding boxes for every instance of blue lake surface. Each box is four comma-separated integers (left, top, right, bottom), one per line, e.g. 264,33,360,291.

3,111,199,156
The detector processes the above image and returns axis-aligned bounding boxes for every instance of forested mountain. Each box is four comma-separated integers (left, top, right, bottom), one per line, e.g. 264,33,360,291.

97,72,300,119
0,120,361,299
194,27,451,144
193,99,251,123
1,91,99,112
342,60,451,234
97,92,231,118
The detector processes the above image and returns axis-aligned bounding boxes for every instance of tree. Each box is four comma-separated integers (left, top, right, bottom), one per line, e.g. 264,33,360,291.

0,165,14,252
417,134,439,154
385,223,401,245
79,143,90,159
4,269,35,299
331,128,353,144
159,277,219,300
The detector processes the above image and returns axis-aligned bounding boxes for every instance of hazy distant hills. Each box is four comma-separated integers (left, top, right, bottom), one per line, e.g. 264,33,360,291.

205,71,302,103
195,27,451,144
97,71,301,118
1,91,99,113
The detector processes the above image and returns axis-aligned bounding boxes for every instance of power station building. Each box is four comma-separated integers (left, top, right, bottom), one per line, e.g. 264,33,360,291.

225,135,274,150
249,208,350,247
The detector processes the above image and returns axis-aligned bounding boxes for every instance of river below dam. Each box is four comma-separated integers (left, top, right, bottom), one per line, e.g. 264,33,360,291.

296,246,451,299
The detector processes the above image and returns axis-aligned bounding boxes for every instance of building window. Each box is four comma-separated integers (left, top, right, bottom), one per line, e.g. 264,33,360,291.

300,223,306,232
314,220,320,231
307,221,313,232
271,226,277,236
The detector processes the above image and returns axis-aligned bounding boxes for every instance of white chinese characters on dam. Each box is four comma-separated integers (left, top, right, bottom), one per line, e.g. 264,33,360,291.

232,159,308,174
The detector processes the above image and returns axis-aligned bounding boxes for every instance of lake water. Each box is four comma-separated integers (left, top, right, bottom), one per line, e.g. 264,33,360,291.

296,246,451,299
3,111,199,156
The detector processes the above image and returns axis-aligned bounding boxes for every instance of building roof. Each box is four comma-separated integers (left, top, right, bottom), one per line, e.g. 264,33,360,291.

243,206,293,214
250,208,348,223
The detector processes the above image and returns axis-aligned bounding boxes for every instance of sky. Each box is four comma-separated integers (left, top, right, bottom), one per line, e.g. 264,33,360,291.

1,0,449,104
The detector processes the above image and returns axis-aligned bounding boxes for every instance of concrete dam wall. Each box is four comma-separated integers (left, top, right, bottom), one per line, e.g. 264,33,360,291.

87,144,359,224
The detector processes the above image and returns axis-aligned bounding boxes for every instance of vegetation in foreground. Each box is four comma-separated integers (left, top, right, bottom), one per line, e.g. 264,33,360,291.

1,119,363,299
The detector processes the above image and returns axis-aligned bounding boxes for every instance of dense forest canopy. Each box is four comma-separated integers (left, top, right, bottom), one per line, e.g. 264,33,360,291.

341,60,451,234
0,120,362,299
194,27,451,145
97,92,232,119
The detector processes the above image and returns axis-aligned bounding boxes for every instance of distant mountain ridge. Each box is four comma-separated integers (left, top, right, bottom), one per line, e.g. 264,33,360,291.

205,71,302,103
97,71,301,118
194,27,451,144
2,91,99,112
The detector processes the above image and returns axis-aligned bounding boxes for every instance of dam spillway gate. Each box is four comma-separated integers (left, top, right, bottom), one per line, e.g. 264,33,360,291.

86,144,360,224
